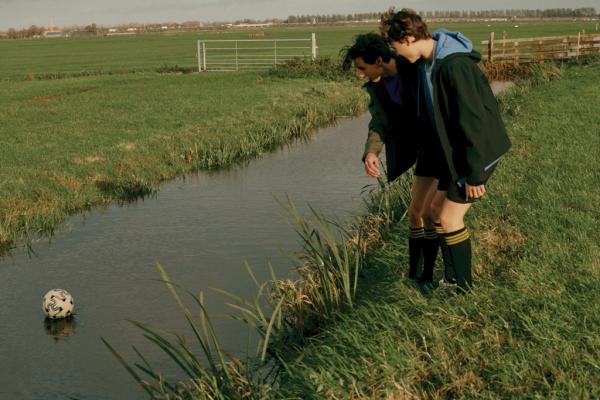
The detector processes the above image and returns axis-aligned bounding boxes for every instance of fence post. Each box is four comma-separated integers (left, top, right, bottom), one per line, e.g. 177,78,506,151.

197,40,202,72
274,40,278,67
235,41,239,71
577,32,581,58
202,42,207,71
311,33,317,61
488,32,495,62
502,31,506,58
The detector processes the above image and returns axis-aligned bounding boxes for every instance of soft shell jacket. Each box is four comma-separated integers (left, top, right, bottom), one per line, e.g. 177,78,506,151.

428,30,511,184
363,58,419,182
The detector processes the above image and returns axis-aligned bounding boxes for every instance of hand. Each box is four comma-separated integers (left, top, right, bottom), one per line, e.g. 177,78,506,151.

364,153,381,178
465,183,486,200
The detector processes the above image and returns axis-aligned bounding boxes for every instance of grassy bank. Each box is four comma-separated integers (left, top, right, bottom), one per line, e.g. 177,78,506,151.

0,68,366,252
1,21,596,252
274,59,600,398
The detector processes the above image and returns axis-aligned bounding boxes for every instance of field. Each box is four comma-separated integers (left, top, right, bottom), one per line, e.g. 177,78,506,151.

276,57,600,399
0,21,597,80
1,19,599,399
0,21,597,251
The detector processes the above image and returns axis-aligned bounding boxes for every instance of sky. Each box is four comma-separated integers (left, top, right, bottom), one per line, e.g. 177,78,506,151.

1,0,598,30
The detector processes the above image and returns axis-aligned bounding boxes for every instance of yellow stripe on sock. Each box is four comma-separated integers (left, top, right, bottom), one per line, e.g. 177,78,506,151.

409,227,425,239
434,225,445,235
424,230,437,239
446,230,470,245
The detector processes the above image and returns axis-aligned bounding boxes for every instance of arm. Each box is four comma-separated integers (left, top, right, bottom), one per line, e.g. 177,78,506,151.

362,89,388,177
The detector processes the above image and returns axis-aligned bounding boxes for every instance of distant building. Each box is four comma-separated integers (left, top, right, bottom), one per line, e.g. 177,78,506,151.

232,22,273,28
161,26,168,30
108,28,117,33
43,31,67,38
126,27,138,32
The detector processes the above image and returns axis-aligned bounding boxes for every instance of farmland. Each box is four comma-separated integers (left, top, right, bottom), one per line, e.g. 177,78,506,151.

0,21,597,250
0,18,598,399
0,21,597,80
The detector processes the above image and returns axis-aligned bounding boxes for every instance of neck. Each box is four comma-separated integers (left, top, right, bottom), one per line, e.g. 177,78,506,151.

381,57,397,78
422,39,436,63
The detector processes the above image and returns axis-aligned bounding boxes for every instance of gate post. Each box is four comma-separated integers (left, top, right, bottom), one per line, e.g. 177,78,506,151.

311,33,317,61
488,31,495,62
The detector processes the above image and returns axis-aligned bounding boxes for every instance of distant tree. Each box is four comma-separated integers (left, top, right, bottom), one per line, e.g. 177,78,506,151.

84,23,97,33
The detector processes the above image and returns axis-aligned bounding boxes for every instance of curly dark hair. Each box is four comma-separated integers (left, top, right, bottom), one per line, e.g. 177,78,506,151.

341,32,393,71
384,8,431,43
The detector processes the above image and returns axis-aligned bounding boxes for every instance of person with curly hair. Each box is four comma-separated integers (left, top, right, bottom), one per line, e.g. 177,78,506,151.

342,33,445,286
383,9,511,292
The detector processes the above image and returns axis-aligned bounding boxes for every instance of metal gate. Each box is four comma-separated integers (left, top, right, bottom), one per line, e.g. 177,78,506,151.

197,33,317,72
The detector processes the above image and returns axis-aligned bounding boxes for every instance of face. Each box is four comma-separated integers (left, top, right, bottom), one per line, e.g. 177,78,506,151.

390,36,420,63
353,56,384,82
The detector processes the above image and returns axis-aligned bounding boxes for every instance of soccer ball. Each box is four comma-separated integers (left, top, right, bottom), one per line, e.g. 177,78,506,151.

43,289,75,319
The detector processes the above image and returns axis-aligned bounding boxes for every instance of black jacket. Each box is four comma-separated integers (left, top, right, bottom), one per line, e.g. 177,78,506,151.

363,58,419,182
431,51,512,185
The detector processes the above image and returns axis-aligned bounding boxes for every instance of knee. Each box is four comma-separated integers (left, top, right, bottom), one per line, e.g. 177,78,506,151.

439,212,464,233
407,204,424,226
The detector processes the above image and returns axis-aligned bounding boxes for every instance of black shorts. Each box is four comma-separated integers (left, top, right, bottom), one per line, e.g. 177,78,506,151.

437,163,498,204
414,148,444,178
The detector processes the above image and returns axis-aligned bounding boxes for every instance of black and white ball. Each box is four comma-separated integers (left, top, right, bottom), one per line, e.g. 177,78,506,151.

43,289,74,319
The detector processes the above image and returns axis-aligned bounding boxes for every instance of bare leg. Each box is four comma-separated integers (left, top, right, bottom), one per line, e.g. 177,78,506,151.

408,176,437,228
439,198,471,233
406,176,438,279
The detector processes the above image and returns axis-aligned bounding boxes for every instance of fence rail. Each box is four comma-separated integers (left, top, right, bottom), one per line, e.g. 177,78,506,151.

482,32,600,63
197,34,318,72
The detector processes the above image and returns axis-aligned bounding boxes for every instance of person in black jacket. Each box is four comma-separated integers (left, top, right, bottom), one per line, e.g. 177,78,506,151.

383,9,512,292
342,33,445,284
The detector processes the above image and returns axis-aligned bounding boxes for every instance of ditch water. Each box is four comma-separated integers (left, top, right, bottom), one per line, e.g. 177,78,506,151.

0,115,373,400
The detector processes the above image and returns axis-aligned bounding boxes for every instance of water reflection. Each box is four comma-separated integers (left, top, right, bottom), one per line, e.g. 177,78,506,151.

44,318,77,342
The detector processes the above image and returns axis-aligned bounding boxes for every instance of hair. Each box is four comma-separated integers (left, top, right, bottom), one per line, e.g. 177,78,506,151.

341,32,393,71
384,8,431,43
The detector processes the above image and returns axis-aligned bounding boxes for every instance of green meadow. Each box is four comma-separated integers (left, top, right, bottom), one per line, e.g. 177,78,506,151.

1,19,598,399
275,58,600,399
0,21,597,79
0,21,597,251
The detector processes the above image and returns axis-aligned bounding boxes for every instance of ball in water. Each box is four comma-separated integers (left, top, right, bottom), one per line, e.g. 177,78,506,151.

43,289,74,319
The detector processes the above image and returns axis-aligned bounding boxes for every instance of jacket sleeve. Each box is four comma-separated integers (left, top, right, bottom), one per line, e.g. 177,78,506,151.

441,60,490,185
362,91,386,162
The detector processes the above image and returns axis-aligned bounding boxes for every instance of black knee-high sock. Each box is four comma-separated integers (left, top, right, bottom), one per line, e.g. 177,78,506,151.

408,227,424,279
419,228,439,283
435,223,457,283
443,227,472,292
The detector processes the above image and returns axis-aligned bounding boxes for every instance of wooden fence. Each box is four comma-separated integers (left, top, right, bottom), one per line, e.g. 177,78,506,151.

482,32,600,63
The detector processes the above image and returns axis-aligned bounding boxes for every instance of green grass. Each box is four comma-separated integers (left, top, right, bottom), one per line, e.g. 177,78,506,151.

1,21,597,80
274,58,600,399
0,69,366,251
0,21,597,252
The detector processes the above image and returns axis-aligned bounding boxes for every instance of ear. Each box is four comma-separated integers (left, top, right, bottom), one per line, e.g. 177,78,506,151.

375,56,383,65
404,36,416,46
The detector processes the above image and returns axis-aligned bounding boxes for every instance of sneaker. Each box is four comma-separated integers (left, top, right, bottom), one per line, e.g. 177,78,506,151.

438,279,458,289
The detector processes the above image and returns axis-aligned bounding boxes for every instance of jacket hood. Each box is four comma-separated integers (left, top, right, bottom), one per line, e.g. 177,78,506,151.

433,28,473,60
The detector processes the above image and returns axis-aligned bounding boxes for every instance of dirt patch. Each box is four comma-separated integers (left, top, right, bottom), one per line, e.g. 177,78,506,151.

478,226,526,258
73,156,107,164
118,143,137,151
490,81,516,95
33,87,96,102
52,175,83,191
